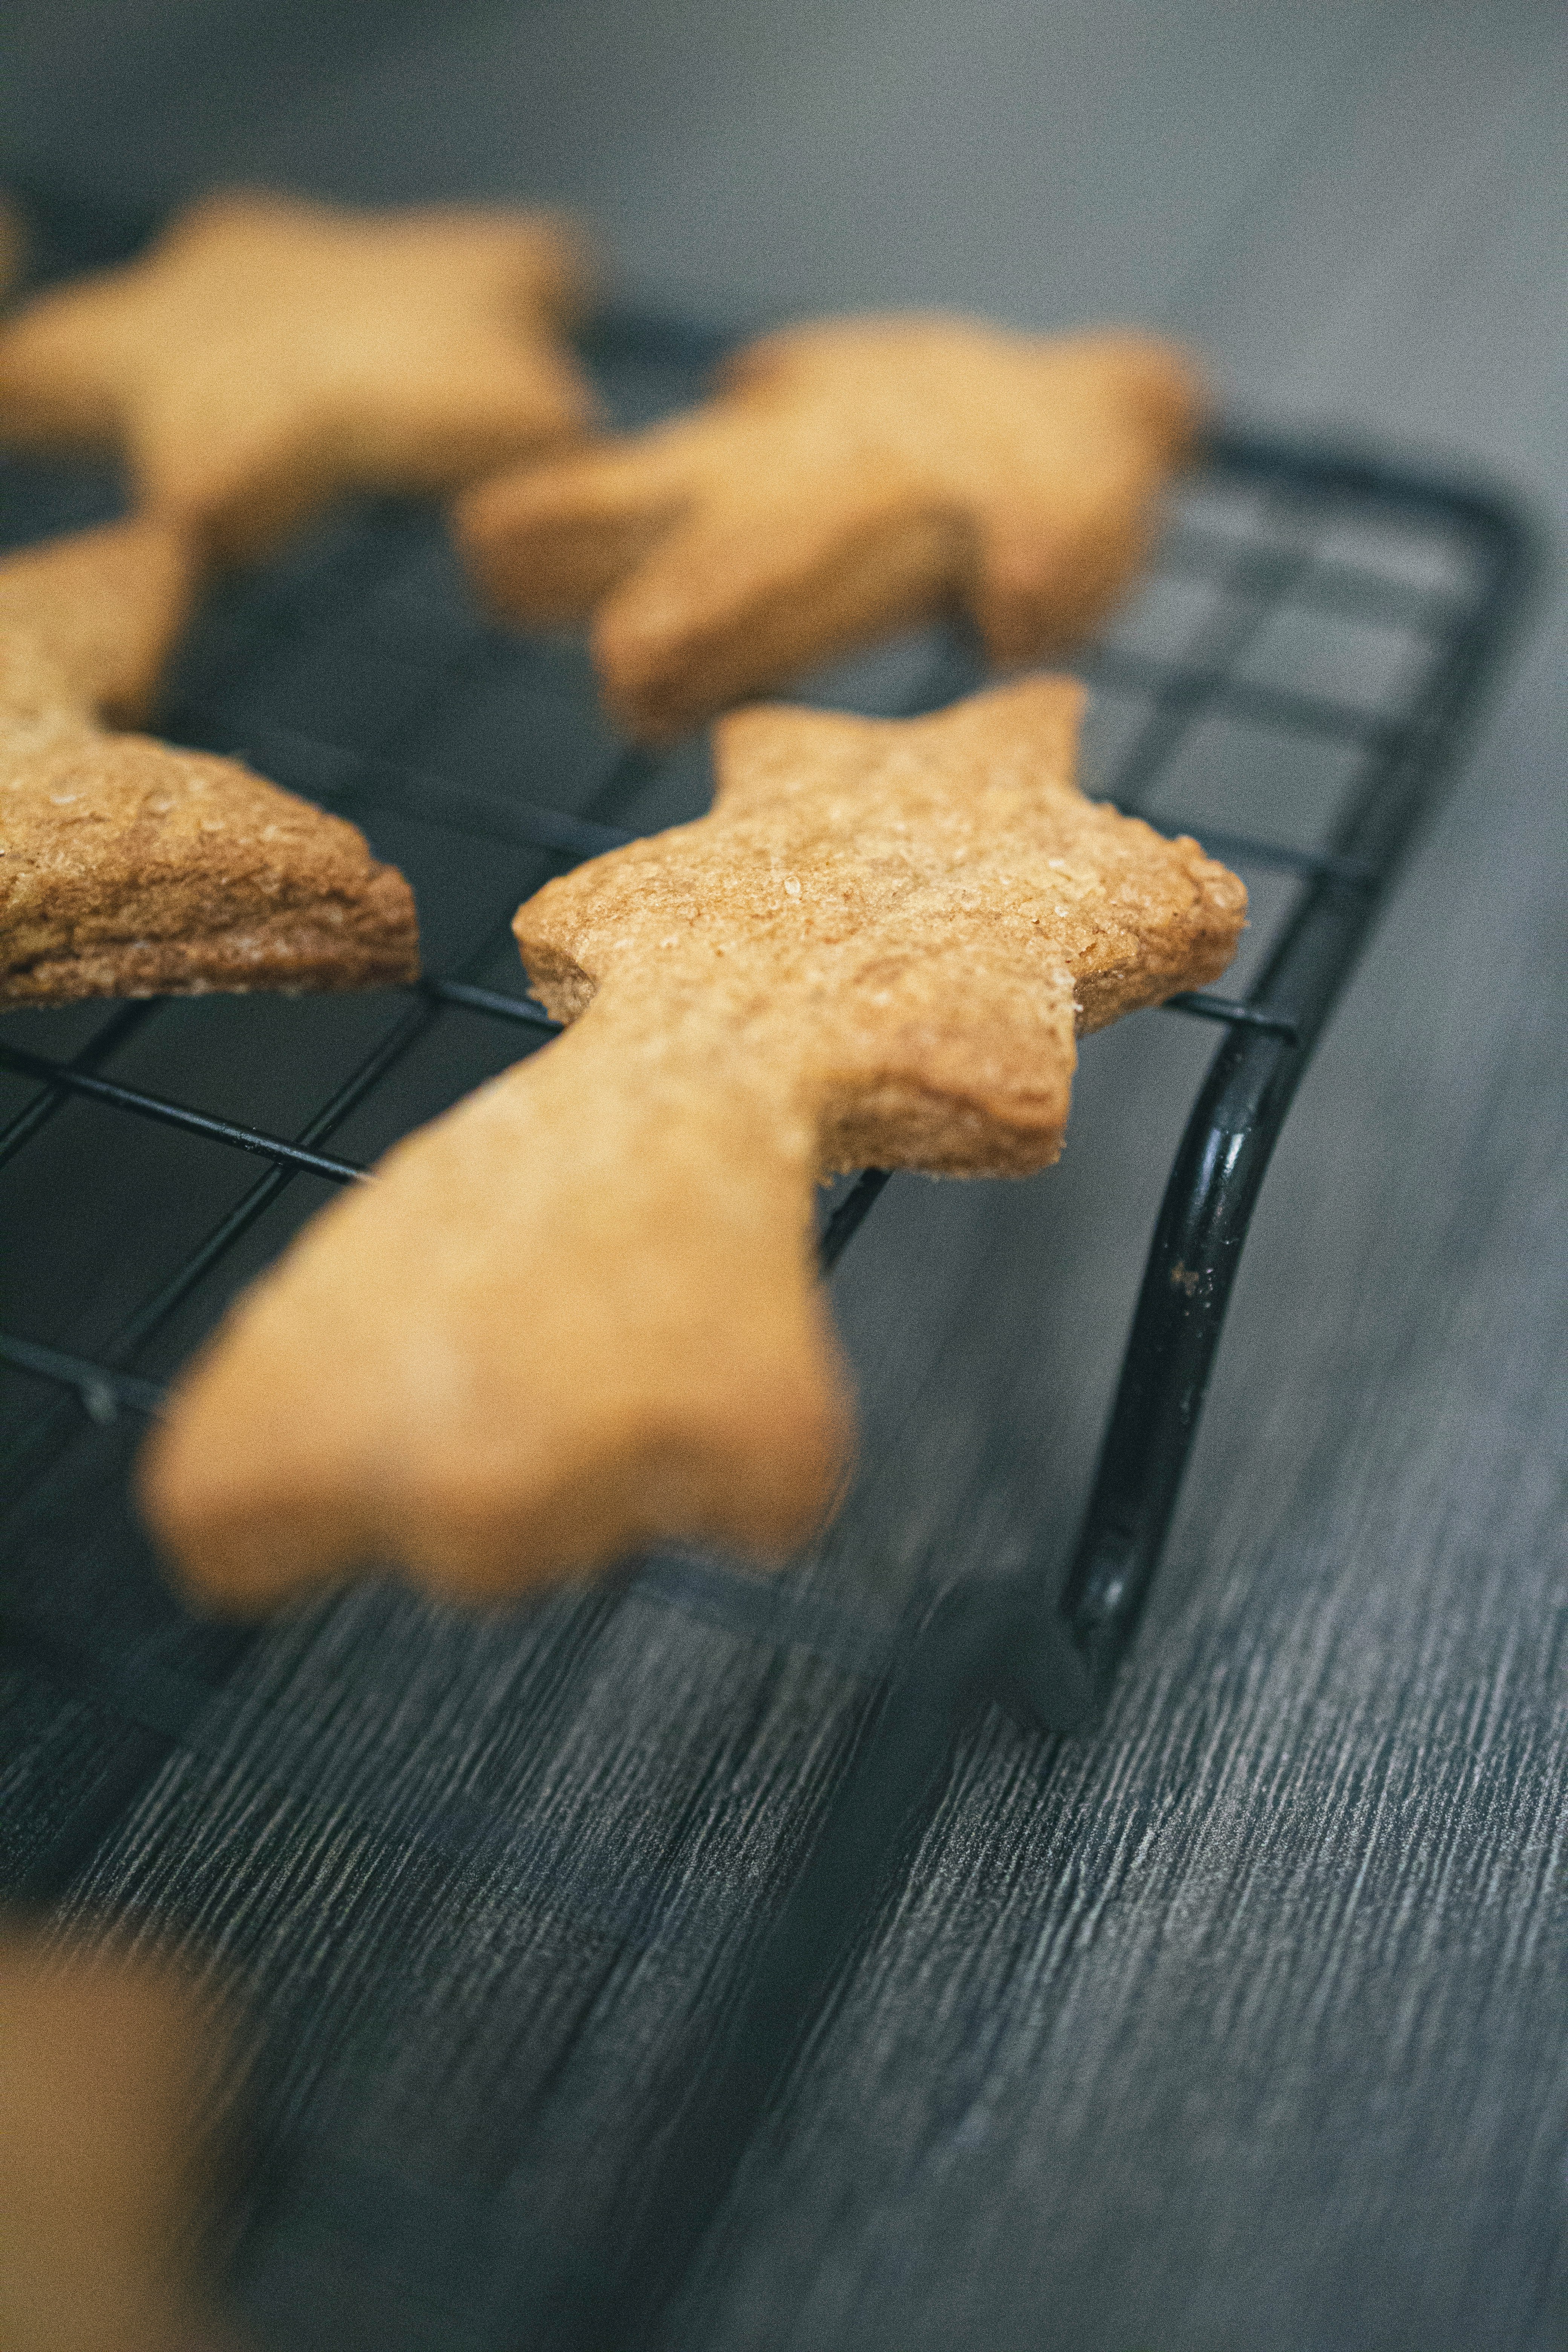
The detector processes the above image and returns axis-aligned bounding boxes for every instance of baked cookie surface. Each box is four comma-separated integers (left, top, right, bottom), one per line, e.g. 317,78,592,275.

0,191,598,561
141,675,1243,1611
0,1935,230,2352
0,520,418,1005
457,316,1203,738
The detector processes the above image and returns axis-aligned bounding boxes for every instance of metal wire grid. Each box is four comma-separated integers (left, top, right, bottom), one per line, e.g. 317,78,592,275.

0,406,1527,1520
0,287,1534,2344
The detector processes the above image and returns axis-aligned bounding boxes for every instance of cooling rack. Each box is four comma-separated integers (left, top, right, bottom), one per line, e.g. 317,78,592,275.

0,222,1535,2348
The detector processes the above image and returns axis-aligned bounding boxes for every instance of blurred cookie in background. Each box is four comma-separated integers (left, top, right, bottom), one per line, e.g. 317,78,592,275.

457,315,1204,738
0,190,601,562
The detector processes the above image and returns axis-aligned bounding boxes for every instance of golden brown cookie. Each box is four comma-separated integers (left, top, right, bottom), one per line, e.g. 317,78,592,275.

0,1932,232,2352
0,518,418,1004
141,675,1244,1610
456,316,1203,739
0,190,599,562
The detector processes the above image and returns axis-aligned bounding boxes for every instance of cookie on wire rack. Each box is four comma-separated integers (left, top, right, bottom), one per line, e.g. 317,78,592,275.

457,315,1204,738
0,519,418,1005
0,191,599,562
141,674,1244,1611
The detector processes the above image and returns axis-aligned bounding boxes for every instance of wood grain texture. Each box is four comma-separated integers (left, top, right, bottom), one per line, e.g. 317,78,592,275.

662,13,1568,2345
3,5,1565,2349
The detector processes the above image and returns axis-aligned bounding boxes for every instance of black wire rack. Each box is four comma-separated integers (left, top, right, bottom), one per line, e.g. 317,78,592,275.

0,225,1537,2348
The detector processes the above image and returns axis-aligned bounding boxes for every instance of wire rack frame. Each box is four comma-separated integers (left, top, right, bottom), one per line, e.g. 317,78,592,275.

484,420,1533,2349
0,283,1538,2347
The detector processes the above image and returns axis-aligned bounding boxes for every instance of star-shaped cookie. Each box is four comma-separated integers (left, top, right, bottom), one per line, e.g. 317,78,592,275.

1,520,418,1004
141,675,1244,1611
457,315,1204,739
0,191,599,561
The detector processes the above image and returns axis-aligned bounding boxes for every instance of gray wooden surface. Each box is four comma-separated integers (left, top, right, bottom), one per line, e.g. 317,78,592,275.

4,3,1566,2345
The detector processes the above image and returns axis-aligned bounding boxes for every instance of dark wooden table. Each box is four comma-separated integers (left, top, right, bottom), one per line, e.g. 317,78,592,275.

2,5,1563,2345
